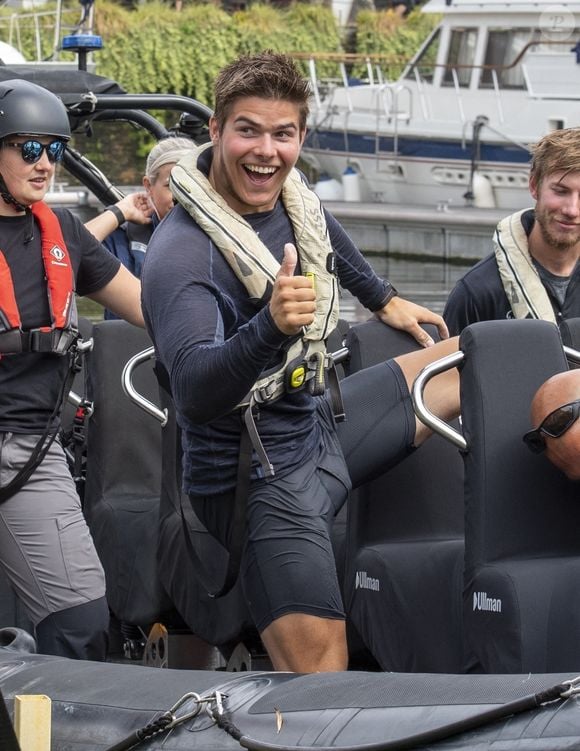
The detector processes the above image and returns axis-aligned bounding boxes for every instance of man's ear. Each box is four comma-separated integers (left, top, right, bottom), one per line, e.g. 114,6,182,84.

209,116,219,144
529,174,539,201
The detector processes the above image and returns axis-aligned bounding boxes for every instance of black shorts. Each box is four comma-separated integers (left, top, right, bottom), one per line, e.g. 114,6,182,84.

190,359,415,632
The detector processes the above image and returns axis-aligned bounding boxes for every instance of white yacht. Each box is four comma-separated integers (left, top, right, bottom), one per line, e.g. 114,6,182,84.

303,0,580,209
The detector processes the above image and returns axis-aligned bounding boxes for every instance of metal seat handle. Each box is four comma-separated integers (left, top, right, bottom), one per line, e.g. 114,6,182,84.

411,350,467,451
122,346,168,426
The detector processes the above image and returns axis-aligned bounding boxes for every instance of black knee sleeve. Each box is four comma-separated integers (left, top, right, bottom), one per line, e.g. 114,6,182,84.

35,597,109,661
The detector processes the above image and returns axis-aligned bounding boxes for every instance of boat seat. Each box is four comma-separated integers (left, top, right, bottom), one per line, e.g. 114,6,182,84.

460,319,580,673
82,320,176,628
341,319,465,672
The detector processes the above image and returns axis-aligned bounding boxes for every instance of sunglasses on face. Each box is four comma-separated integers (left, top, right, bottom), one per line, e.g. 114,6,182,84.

523,399,580,453
3,139,66,164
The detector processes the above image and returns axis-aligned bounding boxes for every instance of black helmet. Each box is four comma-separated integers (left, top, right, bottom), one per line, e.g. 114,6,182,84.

0,79,70,141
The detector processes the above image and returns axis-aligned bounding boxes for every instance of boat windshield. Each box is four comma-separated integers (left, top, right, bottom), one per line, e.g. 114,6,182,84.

403,26,441,84
442,27,478,87
480,28,540,89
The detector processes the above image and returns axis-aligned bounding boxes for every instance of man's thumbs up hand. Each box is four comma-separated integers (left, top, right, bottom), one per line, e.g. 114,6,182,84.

270,243,316,335
277,242,298,279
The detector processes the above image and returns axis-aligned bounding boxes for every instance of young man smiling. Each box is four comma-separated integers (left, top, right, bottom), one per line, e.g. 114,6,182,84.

444,128,580,335
142,51,463,673
0,78,143,660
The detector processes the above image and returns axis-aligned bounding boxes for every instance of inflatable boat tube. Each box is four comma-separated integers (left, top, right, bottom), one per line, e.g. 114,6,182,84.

1,650,580,751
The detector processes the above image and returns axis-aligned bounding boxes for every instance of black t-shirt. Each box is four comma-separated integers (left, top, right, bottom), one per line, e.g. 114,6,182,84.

0,208,120,433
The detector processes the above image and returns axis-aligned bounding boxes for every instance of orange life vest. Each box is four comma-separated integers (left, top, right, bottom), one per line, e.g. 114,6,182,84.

0,201,78,355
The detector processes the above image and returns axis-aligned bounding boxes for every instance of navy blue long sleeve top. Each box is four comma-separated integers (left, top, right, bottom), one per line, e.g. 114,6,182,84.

142,160,391,496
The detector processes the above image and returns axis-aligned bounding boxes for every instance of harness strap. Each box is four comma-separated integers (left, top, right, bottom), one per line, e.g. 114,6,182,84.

326,362,346,422
0,343,81,504
179,420,253,599
244,399,274,478
0,327,78,355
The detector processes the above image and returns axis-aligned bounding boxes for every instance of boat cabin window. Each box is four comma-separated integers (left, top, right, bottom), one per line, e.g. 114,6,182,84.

442,28,478,87
480,28,540,89
403,27,441,84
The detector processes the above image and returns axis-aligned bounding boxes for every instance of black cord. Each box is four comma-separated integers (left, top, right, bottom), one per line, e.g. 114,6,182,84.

213,682,567,751
103,712,174,751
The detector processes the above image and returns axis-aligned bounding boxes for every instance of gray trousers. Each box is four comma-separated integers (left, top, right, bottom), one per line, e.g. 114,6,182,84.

0,432,106,626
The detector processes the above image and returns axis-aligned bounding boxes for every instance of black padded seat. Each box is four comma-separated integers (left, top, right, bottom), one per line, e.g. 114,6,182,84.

460,319,580,673
82,320,175,627
342,319,465,672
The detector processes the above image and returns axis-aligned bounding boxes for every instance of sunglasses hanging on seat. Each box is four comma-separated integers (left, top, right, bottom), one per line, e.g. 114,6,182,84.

523,399,580,453
3,139,66,164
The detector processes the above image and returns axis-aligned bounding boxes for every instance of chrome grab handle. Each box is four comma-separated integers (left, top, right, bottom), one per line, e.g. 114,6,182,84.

411,350,467,451
564,345,580,366
122,346,168,426
412,344,580,451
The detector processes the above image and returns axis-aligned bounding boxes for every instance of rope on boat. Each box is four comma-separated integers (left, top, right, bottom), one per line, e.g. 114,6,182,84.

101,675,580,751
211,675,580,751
102,691,209,751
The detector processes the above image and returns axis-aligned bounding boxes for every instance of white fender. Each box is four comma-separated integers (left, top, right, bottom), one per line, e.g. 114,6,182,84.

472,171,496,209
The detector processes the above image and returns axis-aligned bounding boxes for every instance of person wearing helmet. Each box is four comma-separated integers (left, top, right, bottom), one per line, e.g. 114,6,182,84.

0,79,144,660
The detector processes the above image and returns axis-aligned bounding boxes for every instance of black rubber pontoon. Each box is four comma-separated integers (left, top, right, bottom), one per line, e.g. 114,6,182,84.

2,650,580,751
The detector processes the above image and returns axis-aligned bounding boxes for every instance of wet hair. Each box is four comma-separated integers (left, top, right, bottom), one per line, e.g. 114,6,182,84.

212,50,311,133
530,128,580,186
145,136,195,181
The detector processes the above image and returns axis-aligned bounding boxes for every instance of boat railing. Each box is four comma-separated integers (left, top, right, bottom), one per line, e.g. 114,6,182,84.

1,0,94,62
1,8,60,62
302,37,580,123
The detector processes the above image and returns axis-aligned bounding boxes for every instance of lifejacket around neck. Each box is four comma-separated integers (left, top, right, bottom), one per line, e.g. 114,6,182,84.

171,142,340,343
493,208,556,323
171,143,341,402
0,201,78,355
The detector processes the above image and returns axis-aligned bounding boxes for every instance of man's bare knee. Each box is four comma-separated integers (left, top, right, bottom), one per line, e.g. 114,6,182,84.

261,613,347,672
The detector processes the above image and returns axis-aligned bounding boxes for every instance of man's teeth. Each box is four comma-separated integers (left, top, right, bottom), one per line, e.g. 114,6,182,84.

245,165,276,175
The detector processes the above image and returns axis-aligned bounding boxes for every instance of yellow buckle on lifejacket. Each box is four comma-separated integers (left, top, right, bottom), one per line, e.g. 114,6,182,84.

289,365,306,390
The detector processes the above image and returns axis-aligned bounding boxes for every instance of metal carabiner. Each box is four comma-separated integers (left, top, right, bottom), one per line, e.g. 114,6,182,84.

164,692,204,730
204,690,229,720
560,675,580,699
